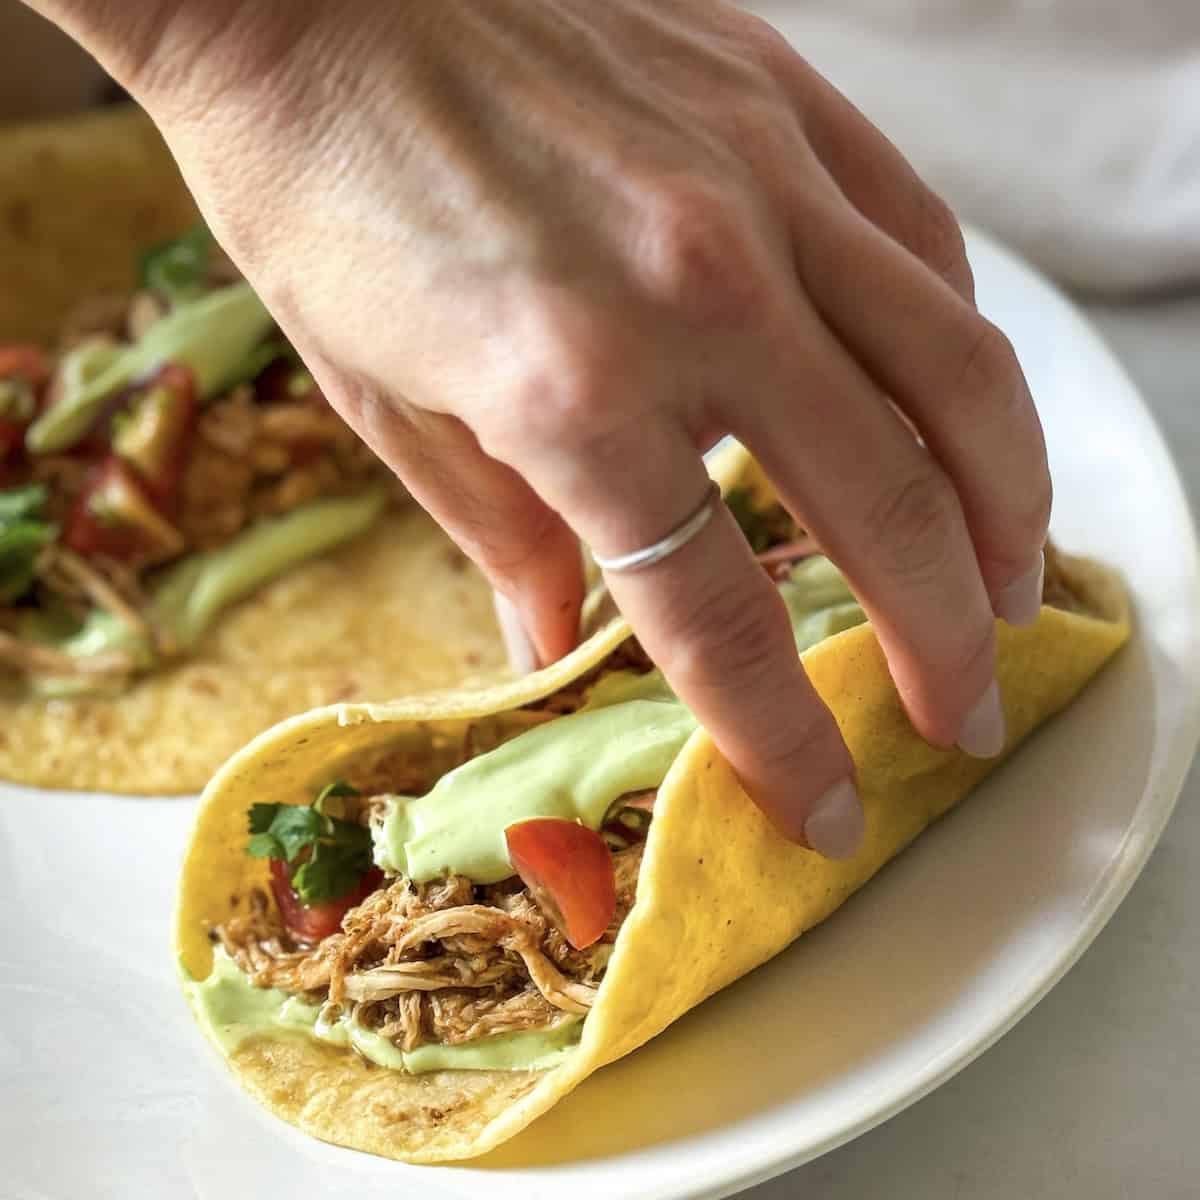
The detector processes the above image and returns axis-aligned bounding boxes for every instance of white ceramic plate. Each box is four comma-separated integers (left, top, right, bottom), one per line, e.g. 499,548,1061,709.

3,228,1198,1200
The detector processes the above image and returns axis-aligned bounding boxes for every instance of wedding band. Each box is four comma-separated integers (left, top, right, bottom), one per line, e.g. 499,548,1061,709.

592,480,721,574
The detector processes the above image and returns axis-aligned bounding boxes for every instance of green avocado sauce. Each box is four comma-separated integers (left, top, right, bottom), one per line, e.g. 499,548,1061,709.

198,555,865,1074
184,950,582,1073
26,282,275,454
374,667,696,883
26,487,387,696
373,554,865,882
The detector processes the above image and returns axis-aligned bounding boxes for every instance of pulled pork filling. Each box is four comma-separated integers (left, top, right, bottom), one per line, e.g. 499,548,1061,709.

216,816,646,1052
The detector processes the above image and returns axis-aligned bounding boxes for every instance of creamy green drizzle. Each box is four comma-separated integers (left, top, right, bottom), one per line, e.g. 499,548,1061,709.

373,667,696,882
26,282,274,453
184,950,583,1074
372,555,865,882
28,487,386,695
198,555,865,1075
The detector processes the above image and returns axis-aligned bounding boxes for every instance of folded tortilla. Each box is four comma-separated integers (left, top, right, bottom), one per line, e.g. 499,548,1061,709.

176,443,1129,1162
0,106,505,792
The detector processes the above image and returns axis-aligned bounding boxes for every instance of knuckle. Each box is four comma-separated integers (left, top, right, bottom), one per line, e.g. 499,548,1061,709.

867,472,959,586
465,502,562,581
949,621,996,691
658,578,789,701
748,692,839,780
735,13,800,71
911,188,971,289
477,313,625,461
638,181,770,329
955,318,1022,408
1017,474,1053,546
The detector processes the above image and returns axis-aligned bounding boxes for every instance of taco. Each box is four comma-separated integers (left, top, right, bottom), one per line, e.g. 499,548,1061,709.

0,106,503,793
176,443,1130,1163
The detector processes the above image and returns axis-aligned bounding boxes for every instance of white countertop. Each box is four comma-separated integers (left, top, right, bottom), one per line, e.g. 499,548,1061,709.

740,294,1200,1199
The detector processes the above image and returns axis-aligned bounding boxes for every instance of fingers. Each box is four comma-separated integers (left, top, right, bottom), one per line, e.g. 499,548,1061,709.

778,55,976,303
324,383,585,669
609,503,865,858
728,295,1002,756
787,182,1051,617
480,405,864,857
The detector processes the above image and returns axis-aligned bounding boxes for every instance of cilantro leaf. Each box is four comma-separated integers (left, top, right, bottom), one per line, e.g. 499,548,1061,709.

291,841,371,907
0,484,49,523
0,485,57,604
139,223,213,305
314,779,359,813
268,805,325,862
243,783,375,906
243,801,324,862
248,803,280,834
246,831,283,859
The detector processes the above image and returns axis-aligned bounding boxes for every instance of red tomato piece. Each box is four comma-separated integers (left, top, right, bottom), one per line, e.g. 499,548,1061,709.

0,420,23,461
0,345,50,388
269,859,384,943
0,346,48,461
112,364,198,503
64,456,185,564
505,818,617,950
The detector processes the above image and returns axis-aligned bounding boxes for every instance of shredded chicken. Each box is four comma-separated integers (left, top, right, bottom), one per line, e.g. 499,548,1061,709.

0,629,133,678
35,545,154,645
217,840,647,1054
527,638,656,717
179,387,387,548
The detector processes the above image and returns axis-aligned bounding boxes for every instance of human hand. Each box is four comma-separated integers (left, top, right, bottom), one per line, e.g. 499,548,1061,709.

33,0,1050,858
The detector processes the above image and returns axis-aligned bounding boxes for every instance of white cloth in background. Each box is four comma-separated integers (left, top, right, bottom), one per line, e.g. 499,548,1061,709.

749,0,1200,293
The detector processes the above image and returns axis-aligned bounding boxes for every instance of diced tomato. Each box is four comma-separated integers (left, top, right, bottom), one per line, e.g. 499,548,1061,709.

505,818,616,950
269,859,384,943
64,455,185,564
0,420,23,461
111,364,197,503
0,346,48,462
0,345,50,389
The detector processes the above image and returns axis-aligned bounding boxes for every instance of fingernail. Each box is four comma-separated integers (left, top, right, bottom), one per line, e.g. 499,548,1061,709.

493,591,538,676
994,551,1045,627
957,679,1006,758
804,777,865,860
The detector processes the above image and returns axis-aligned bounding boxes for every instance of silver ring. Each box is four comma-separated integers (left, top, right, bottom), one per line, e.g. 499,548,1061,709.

592,481,721,574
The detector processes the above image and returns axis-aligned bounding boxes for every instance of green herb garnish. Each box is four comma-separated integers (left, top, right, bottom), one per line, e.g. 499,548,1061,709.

0,484,57,604
246,780,375,906
140,223,214,305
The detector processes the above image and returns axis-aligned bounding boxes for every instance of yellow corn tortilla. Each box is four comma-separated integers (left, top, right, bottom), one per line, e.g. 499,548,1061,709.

0,106,198,343
176,444,1130,1162
0,105,508,793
